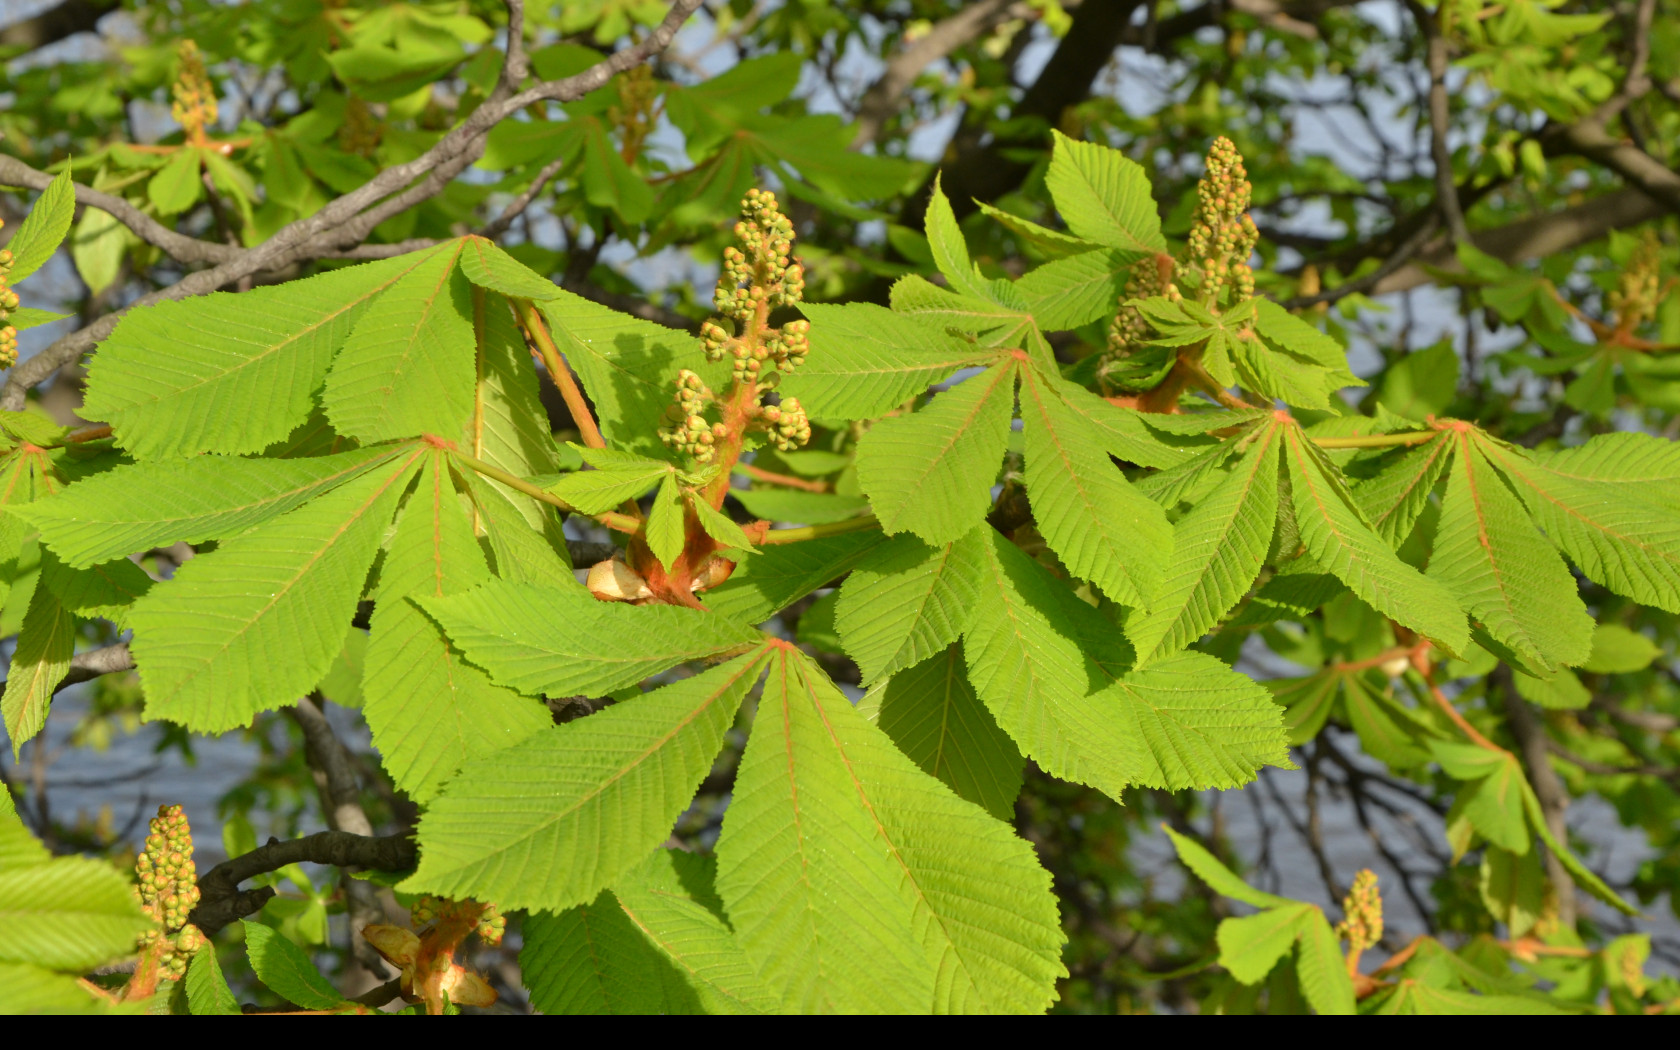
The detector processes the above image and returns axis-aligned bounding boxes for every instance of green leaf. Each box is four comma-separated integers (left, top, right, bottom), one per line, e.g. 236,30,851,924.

465,294,564,528
645,474,686,570
1581,623,1661,674
147,149,203,217
1217,905,1312,983
5,307,70,331
1427,436,1592,673
461,472,575,588
1249,299,1361,389
702,530,890,623
242,921,349,1010
1091,651,1291,791
1014,249,1129,330
0,789,50,871
717,649,1065,1014
835,533,980,684
1,579,74,756
521,895,701,1015
422,578,761,700
960,527,1146,801
550,462,672,514
22,447,401,569
779,303,994,421
1128,424,1281,664
1352,436,1453,545
923,174,988,299
874,643,1023,821
537,292,727,457
1050,379,1206,470
1344,674,1433,769
1480,846,1544,938
322,243,477,442
1020,368,1171,608
690,493,756,554
731,487,869,525
1282,427,1467,652
129,448,422,731
581,119,653,224
1517,778,1637,914
457,236,559,301
1376,339,1459,421
1434,744,1530,854
0,855,152,972
404,650,763,912
713,650,931,1013
84,251,435,460
1044,130,1165,255
69,205,128,297
1527,431,1680,512
611,850,780,1014
1294,911,1357,1015
1483,439,1680,615
1163,824,1293,908
185,945,241,1015
362,453,549,802
857,361,1016,546
6,169,76,283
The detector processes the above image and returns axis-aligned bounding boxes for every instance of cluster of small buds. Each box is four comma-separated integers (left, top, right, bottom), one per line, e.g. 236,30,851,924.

1335,868,1384,954
761,397,811,452
609,65,659,162
1185,137,1258,307
1107,253,1182,357
133,804,204,980
410,895,505,946
475,903,507,947
1609,231,1662,329
657,369,729,462
0,230,17,369
337,97,381,159
715,188,804,321
170,40,218,144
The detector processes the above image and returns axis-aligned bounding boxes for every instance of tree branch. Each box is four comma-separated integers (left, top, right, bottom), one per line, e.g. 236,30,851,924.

0,0,704,410
0,0,117,52
190,830,417,937
0,154,239,266
850,0,1019,150
1409,1,1470,245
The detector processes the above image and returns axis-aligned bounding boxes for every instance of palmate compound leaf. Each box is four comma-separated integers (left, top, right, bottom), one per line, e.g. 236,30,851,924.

1352,434,1454,545
779,302,997,422
421,580,761,698
322,241,477,443
1427,431,1592,674
403,650,765,913
1281,425,1468,653
834,532,981,684
1480,437,1680,614
128,446,425,731
84,250,435,460
1126,422,1282,665
1019,365,1171,608
523,884,712,1015
960,527,1288,800
715,646,1065,1014
20,446,403,569
361,453,550,802
856,359,1016,546
869,643,1024,822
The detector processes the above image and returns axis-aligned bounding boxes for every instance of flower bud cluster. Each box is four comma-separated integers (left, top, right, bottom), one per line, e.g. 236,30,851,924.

0,233,17,369
761,397,811,452
715,188,804,321
1107,253,1181,358
134,804,204,980
1185,136,1258,307
410,895,505,947
1609,231,1662,329
662,191,816,464
1335,868,1383,954
170,40,218,144
658,369,729,463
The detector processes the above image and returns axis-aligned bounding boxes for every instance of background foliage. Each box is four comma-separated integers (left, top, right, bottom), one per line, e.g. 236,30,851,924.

1,0,1680,1015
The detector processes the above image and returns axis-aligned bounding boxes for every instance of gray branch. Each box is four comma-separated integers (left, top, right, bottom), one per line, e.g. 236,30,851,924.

190,830,417,937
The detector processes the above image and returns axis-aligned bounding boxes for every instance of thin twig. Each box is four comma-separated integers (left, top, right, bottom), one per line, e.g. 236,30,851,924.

190,830,417,936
